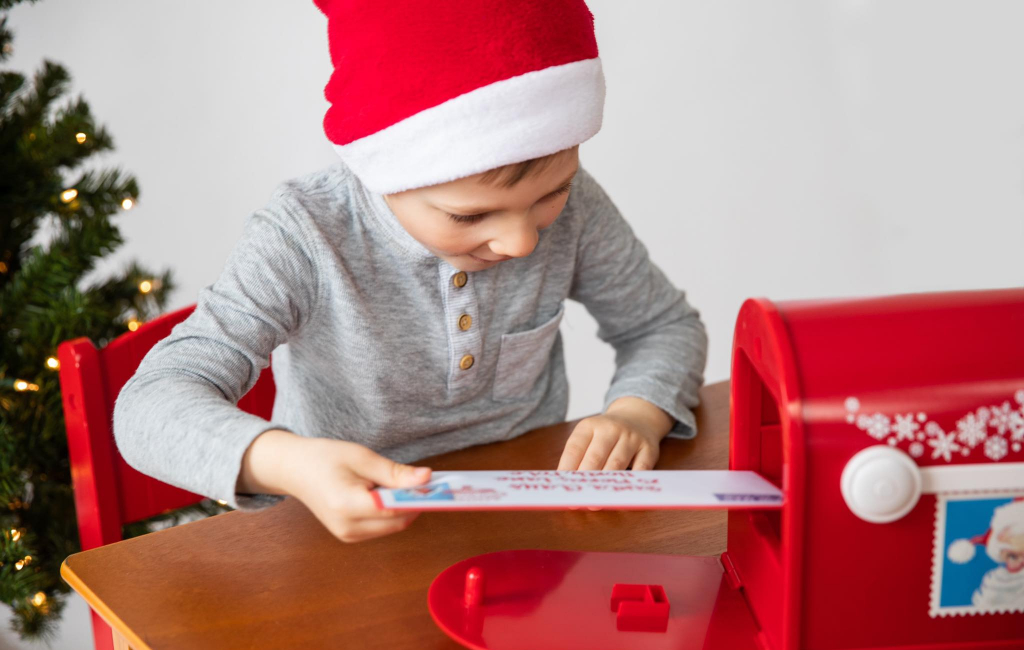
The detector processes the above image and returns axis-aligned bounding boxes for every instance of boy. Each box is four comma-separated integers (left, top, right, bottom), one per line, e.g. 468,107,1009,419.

113,0,707,543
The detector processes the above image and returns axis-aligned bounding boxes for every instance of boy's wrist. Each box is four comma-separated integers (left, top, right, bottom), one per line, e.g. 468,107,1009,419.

236,428,309,497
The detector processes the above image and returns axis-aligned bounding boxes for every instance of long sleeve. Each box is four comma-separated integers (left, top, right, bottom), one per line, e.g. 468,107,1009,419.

112,200,319,511
568,168,708,438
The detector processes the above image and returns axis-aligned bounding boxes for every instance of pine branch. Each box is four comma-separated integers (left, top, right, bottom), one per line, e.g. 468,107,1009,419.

0,70,23,111
11,60,67,128
0,1,41,13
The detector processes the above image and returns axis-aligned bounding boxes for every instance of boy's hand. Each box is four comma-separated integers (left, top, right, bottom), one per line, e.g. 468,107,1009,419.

290,438,432,543
557,397,674,471
239,430,431,543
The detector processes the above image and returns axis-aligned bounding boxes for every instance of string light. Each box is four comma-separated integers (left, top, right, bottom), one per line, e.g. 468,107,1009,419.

60,188,78,203
15,561,24,571
14,380,40,392
216,500,227,506
10,529,20,541
138,280,153,294
121,198,134,210
31,592,46,608
46,357,60,370
0,262,7,273
75,132,87,144
127,319,141,332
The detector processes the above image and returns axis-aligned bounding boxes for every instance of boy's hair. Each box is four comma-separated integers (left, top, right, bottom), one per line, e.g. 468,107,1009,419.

478,146,578,189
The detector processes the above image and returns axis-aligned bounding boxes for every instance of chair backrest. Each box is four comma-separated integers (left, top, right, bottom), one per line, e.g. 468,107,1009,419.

57,305,276,550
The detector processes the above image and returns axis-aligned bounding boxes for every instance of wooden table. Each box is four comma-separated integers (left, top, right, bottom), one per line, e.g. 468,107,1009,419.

62,382,730,650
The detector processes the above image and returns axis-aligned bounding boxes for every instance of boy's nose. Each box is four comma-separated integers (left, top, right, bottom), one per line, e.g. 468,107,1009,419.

490,223,539,259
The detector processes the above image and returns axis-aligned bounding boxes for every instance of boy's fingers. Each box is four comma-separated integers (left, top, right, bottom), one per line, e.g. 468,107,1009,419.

360,507,422,522
336,513,419,543
578,431,618,471
350,447,431,488
602,435,638,470
631,444,659,471
558,427,594,471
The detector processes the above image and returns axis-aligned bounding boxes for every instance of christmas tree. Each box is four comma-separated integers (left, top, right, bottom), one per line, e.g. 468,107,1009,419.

0,0,188,639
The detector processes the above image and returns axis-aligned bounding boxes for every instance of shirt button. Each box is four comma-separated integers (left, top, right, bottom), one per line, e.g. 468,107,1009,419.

459,354,475,370
452,271,468,288
458,314,473,331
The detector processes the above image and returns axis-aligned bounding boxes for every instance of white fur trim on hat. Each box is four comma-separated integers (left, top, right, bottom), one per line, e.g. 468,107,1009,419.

334,57,605,195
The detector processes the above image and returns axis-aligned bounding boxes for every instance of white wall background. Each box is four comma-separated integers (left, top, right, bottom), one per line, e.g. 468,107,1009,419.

5,1,1023,647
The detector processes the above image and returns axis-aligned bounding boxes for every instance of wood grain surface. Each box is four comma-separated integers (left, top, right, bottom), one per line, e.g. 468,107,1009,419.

62,382,731,650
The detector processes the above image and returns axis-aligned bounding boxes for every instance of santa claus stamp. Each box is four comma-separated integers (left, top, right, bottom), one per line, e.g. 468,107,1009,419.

930,493,1024,617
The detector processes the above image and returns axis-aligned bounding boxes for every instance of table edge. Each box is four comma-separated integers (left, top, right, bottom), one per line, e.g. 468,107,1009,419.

62,556,155,650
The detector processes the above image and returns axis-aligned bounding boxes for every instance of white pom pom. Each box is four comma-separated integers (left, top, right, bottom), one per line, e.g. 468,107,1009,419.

947,539,976,564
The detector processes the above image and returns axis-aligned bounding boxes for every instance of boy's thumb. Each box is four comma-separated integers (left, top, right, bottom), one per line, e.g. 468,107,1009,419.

360,453,431,489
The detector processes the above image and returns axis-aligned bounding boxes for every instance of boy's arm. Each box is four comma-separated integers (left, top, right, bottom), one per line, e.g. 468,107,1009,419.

113,200,318,511
568,167,708,441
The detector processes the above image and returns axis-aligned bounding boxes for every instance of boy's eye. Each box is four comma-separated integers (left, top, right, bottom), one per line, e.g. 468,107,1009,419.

447,212,488,224
445,181,572,224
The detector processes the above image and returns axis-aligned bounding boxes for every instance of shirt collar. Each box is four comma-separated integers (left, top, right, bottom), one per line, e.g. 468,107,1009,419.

360,183,436,260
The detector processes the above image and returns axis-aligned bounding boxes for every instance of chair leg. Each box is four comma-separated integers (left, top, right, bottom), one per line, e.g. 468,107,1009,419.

90,608,116,650
111,630,134,650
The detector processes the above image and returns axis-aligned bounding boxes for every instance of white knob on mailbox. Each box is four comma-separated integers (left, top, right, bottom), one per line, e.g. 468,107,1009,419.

840,445,922,523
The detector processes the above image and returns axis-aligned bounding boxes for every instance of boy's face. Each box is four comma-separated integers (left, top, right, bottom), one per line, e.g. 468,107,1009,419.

383,147,579,272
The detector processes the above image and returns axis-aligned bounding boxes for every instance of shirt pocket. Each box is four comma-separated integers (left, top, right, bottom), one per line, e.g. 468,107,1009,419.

492,304,565,402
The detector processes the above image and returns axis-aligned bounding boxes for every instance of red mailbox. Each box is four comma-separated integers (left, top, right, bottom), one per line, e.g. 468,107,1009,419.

429,288,1024,649
729,287,1024,649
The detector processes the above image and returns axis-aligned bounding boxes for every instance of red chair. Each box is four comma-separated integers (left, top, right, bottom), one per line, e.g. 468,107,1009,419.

57,305,276,650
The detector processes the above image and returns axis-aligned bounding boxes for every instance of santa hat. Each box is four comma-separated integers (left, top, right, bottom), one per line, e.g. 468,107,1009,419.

312,0,605,195
947,498,1024,564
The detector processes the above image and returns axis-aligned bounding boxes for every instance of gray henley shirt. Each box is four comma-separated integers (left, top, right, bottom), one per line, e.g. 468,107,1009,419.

112,162,708,511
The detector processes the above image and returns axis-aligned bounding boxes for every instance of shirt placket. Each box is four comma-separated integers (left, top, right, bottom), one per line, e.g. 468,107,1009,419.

438,262,482,395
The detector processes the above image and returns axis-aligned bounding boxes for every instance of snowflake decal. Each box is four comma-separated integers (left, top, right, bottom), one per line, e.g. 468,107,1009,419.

928,431,961,462
892,413,920,442
984,435,1008,461
955,411,988,448
856,413,892,440
1009,412,1024,442
924,421,945,437
845,390,1024,464
989,402,1015,435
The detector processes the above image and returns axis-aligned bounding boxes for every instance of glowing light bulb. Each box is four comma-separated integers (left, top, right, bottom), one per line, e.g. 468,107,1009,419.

60,189,78,203
15,561,24,571
127,319,141,332
122,198,134,210
75,132,87,144
139,280,153,294
46,357,60,370
14,380,28,391
31,592,46,607
10,529,20,541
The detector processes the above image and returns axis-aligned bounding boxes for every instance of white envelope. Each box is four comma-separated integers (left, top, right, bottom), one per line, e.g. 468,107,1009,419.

372,470,783,511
